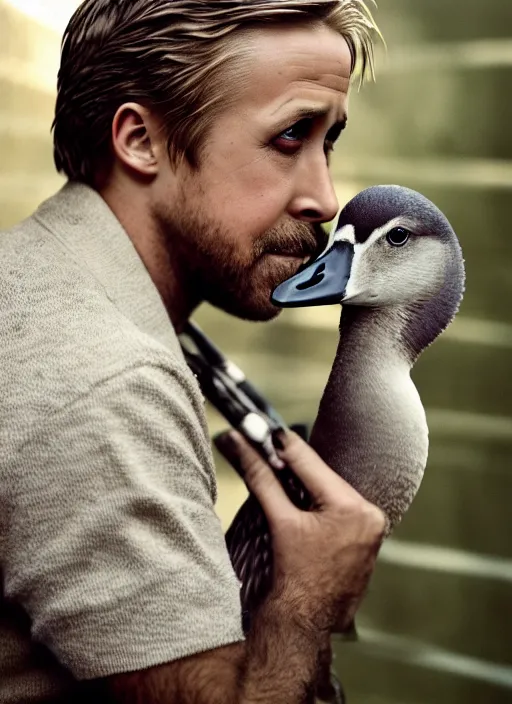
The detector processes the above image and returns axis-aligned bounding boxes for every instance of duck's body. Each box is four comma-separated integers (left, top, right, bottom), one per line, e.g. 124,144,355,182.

226,186,465,643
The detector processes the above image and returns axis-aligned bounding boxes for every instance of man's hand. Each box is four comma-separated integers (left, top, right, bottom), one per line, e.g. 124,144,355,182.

101,430,385,704
219,428,386,632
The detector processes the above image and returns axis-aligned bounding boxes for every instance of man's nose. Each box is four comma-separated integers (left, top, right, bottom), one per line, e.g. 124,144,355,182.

288,157,339,224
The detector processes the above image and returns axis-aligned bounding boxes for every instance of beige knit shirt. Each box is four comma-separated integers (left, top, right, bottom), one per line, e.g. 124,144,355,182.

0,183,244,703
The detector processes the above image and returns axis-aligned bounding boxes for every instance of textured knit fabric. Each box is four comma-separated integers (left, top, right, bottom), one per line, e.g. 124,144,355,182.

0,182,244,703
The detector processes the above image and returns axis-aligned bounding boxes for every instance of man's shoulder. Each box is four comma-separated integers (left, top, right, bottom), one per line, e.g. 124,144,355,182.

0,207,141,355
0,209,198,437
0,205,98,299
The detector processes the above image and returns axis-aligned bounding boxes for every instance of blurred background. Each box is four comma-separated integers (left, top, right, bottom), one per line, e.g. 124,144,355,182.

1,1,511,702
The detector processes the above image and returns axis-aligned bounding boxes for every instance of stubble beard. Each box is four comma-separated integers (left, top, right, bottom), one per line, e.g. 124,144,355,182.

159,205,327,322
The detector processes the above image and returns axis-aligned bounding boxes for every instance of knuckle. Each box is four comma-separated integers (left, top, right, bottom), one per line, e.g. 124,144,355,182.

242,455,268,487
338,495,387,539
280,430,302,460
273,514,299,534
332,492,363,515
285,429,314,459
361,502,387,539
242,452,263,476
242,454,281,499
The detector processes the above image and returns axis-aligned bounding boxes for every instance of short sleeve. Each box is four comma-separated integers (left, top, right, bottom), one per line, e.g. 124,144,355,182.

3,362,244,679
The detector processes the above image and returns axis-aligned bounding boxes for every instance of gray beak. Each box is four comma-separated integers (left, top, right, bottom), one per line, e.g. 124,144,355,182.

271,241,354,308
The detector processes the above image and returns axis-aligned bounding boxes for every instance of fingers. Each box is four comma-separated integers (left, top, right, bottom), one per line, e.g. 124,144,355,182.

214,428,383,529
275,429,361,506
214,431,295,522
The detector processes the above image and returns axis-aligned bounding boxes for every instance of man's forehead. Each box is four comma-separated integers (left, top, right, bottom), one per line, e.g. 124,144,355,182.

280,68,349,96
240,25,351,112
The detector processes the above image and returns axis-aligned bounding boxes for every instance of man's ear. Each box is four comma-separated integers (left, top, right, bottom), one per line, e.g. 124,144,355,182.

111,103,162,177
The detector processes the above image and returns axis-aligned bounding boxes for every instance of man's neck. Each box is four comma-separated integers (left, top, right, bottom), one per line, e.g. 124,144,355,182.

99,183,200,332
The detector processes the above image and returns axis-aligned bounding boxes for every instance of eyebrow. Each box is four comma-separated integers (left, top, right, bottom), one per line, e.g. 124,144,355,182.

276,105,348,132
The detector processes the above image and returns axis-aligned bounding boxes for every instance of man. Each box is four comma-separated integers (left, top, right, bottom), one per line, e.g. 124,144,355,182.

0,1,385,702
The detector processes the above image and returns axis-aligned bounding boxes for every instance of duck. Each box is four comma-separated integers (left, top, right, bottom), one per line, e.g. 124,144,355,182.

224,186,465,695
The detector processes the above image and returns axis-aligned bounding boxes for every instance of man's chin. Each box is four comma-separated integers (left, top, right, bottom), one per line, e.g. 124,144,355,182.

239,306,283,323
212,298,283,322
202,259,296,322
204,284,283,322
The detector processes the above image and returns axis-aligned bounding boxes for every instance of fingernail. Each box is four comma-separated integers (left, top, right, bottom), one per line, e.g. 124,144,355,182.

271,428,286,451
269,453,286,471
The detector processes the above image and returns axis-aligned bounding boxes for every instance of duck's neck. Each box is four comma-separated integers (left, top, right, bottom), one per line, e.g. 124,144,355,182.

309,305,429,530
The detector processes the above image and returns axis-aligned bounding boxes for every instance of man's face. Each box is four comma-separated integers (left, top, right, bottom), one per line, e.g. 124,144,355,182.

154,23,352,320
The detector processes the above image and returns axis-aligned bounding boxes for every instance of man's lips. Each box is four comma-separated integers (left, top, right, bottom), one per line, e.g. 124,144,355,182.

265,249,316,264
262,227,326,267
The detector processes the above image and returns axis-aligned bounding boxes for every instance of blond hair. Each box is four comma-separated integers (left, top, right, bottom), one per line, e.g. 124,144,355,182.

53,0,380,184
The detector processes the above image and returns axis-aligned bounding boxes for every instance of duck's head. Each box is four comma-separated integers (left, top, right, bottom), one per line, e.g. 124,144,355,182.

272,185,465,319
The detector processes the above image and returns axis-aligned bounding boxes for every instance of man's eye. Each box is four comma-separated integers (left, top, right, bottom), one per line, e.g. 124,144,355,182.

273,118,312,153
280,119,311,141
324,123,343,156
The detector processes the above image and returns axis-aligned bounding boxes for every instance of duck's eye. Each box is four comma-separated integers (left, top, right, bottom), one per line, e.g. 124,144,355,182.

386,227,410,247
